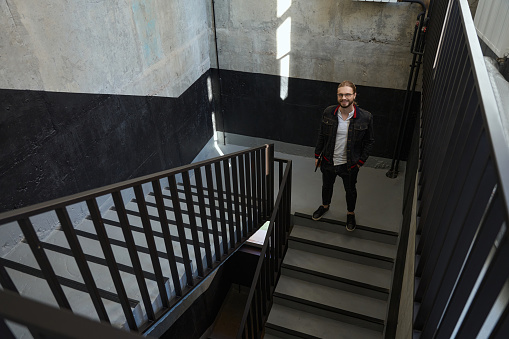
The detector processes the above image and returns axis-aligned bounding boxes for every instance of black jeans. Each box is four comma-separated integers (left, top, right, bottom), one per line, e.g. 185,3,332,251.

320,162,359,212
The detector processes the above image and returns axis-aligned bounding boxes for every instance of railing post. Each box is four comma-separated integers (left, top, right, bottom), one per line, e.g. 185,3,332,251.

266,144,275,216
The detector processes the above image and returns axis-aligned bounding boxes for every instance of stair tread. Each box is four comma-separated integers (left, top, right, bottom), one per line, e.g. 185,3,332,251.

293,214,399,245
261,334,284,339
290,224,396,260
283,248,391,291
275,275,386,321
266,303,382,339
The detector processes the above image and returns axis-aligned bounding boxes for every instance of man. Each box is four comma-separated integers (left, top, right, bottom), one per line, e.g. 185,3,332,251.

313,81,374,231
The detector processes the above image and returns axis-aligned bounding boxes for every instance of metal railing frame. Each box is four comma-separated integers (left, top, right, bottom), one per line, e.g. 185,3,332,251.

413,0,509,337
236,158,292,339
0,144,278,337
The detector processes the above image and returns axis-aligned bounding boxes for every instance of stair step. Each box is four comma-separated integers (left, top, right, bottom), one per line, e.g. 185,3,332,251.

274,275,386,324
289,224,395,269
282,248,391,294
266,303,382,339
294,214,398,245
261,333,285,339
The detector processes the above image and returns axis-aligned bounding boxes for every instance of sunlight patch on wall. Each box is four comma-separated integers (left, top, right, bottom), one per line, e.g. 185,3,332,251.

212,111,225,156
207,76,213,102
277,0,292,18
277,16,291,100
280,55,290,100
276,17,292,59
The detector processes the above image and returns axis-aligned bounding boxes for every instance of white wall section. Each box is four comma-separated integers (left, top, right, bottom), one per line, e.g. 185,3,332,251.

0,0,212,97
213,0,422,90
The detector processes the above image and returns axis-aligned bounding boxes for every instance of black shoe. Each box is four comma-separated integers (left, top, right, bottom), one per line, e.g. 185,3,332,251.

346,214,356,231
312,205,329,220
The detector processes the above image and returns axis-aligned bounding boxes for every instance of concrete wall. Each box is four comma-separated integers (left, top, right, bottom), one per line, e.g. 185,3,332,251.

0,1,216,253
1,0,212,97
1,0,424,254
213,0,423,159
214,0,423,90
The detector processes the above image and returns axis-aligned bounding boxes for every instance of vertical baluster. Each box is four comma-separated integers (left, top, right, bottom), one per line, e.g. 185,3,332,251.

194,168,213,269
261,149,267,218
151,180,183,296
238,154,248,238
278,160,283,188
86,198,138,330
168,175,194,287
261,259,268,313
454,232,509,338
133,185,169,307
18,218,71,310
270,232,276,287
267,144,275,215
205,164,221,260
278,195,284,259
244,152,253,234
55,207,110,322
231,156,242,242
491,300,509,337
273,217,279,271
0,318,15,339
285,172,291,234
256,150,263,224
284,185,289,242
276,209,282,264
182,172,205,277
252,306,259,339
253,290,261,338
112,191,155,320
274,209,283,264
248,310,255,339
214,161,229,255
256,283,263,331
251,152,259,229
0,261,18,293
0,274,40,339
223,158,235,249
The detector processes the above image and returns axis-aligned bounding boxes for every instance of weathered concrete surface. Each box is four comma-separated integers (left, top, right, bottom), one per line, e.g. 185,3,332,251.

0,0,212,97
214,0,423,90
0,1,215,254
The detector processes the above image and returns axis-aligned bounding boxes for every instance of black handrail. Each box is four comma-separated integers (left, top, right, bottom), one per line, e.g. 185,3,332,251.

412,0,509,337
0,289,143,339
236,158,292,339
0,145,267,225
0,144,276,336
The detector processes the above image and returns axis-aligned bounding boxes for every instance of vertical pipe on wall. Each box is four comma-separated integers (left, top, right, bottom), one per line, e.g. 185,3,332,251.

211,0,226,145
387,0,428,179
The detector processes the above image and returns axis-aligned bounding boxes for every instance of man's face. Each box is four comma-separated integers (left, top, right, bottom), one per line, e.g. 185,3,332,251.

337,86,356,109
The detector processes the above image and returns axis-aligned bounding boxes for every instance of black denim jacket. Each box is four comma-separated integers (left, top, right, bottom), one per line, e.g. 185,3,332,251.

314,104,375,169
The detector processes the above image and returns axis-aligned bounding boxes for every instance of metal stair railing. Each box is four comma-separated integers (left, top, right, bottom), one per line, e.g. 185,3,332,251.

236,158,292,339
0,144,276,337
413,0,509,337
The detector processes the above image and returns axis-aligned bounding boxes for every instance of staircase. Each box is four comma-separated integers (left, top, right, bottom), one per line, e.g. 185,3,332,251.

2,183,224,332
265,213,398,339
0,145,280,338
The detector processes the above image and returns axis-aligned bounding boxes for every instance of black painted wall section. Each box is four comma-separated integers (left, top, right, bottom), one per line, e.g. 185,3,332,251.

219,69,419,159
0,71,214,212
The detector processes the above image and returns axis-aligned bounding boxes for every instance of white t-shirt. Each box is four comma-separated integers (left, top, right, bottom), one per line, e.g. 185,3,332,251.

333,109,354,165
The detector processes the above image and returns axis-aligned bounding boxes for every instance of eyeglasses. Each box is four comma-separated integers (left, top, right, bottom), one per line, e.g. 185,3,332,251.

337,93,354,98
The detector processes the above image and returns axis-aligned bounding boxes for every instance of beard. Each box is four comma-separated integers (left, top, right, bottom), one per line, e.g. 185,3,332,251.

339,99,353,108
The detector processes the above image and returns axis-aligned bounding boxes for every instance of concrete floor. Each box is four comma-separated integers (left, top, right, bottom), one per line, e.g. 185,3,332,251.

194,134,405,234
